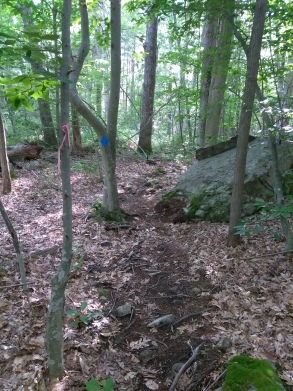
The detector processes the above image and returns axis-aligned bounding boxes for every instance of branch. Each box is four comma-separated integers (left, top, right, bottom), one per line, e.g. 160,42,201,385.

168,343,203,391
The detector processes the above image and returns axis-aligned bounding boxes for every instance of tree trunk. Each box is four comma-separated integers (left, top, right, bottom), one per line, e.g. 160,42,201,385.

0,112,11,194
227,0,268,247
137,17,158,155
46,0,72,380
205,1,234,143
103,0,121,218
69,0,121,217
198,14,217,147
256,85,293,250
8,107,17,134
20,4,58,148
0,200,28,290
71,106,83,155
227,1,293,250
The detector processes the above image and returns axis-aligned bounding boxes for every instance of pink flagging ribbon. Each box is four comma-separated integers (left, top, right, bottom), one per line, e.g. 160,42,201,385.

58,124,70,174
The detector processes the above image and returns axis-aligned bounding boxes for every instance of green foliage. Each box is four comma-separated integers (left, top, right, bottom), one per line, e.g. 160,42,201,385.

162,189,182,201
186,194,205,218
64,301,102,328
235,196,293,238
71,245,86,269
85,377,115,391
89,198,127,222
223,355,285,391
151,166,167,176
72,161,98,175
282,169,293,195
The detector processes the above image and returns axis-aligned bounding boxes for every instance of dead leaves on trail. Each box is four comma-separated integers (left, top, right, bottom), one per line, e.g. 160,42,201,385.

0,154,293,390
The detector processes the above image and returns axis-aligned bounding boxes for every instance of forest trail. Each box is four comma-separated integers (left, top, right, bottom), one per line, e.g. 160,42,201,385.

0,152,293,390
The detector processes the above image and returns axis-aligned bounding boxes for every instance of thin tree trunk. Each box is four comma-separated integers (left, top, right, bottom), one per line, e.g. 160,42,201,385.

46,0,72,379
37,98,58,147
71,106,83,155
256,85,293,250
227,0,267,247
198,14,217,147
20,4,58,148
137,17,158,155
0,200,28,291
0,112,11,194
69,0,121,217
205,2,234,143
102,0,121,217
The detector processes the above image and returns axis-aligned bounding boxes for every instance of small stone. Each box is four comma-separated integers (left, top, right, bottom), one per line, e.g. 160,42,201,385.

100,240,111,247
171,362,185,375
147,314,176,328
139,348,155,363
115,302,134,317
216,337,232,351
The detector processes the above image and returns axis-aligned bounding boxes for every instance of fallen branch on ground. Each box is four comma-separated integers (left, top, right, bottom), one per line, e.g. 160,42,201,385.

168,343,203,391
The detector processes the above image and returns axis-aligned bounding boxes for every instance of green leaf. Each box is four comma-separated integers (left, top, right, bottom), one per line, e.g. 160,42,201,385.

4,39,15,46
0,32,14,38
22,31,42,38
41,34,59,40
80,301,88,311
101,377,115,391
13,98,22,110
80,315,89,324
85,379,101,391
87,311,102,320
21,98,33,111
68,320,80,328
64,309,80,317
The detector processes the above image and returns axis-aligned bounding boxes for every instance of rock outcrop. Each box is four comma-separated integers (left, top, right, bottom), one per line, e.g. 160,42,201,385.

175,138,293,222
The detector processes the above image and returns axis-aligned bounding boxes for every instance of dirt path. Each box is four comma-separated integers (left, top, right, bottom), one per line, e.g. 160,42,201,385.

0,152,292,390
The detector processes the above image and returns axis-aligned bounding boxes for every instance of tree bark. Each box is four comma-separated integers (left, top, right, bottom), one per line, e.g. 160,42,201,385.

198,13,217,147
103,0,121,217
71,106,83,155
46,0,72,380
227,0,268,247
69,0,121,217
20,3,58,148
37,96,58,147
0,112,11,194
137,17,158,155
0,200,28,291
204,1,234,143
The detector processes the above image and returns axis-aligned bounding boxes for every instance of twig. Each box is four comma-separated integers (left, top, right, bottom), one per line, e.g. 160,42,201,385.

0,200,28,291
204,369,227,391
243,249,293,260
172,310,210,328
0,282,34,289
168,343,203,391
107,297,118,316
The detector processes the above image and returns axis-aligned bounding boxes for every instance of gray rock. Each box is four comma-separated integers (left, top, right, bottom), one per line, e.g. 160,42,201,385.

176,138,293,222
147,314,176,328
115,302,134,317
139,348,155,363
216,337,232,351
100,240,111,247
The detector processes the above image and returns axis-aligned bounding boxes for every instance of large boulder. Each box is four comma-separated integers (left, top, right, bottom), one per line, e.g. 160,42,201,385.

175,138,293,222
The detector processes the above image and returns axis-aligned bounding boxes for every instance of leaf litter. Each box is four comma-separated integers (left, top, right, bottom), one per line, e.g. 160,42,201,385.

0,152,293,390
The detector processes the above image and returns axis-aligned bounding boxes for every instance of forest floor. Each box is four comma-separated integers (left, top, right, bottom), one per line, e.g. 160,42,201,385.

1,150,293,391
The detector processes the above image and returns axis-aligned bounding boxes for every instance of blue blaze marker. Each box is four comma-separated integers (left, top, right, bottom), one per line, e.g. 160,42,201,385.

101,135,109,147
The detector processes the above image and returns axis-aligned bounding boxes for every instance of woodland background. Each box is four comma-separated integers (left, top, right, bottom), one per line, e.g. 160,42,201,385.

0,0,293,390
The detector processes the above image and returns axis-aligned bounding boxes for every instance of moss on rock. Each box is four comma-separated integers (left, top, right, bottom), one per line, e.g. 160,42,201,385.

223,356,286,391
186,194,205,217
